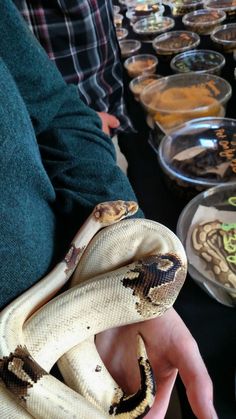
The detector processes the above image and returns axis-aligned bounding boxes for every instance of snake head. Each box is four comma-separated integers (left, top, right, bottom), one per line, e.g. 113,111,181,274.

93,200,138,225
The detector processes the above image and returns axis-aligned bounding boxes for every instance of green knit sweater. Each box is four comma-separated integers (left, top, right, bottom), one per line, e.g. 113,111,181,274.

0,1,143,309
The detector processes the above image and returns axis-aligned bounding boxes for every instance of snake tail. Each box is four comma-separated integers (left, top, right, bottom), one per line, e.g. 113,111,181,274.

109,335,155,418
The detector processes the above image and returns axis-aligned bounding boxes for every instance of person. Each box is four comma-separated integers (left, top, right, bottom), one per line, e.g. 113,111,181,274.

14,0,137,172
0,2,217,418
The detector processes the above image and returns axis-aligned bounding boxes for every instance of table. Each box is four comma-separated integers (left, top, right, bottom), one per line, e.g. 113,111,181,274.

116,3,236,418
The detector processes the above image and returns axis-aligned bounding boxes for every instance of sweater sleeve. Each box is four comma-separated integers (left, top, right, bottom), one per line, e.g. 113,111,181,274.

1,1,144,233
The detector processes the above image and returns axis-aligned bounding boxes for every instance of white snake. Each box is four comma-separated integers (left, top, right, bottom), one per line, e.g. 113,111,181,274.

0,200,187,418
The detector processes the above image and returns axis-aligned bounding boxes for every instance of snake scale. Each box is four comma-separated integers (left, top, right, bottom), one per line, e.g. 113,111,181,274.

0,200,187,418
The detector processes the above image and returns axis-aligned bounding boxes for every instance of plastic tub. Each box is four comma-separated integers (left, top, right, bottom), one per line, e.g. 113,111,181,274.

119,39,142,57
113,5,121,14
177,182,236,307
116,27,129,41
169,0,204,16
129,73,163,100
114,13,124,28
140,73,231,132
211,23,236,53
126,3,165,25
124,53,158,77
152,30,200,59
170,49,225,75
157,116,236,198
204,0,236,20
182,8,226,35
133,15,175,42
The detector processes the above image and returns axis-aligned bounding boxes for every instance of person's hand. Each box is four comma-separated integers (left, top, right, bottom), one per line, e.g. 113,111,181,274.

96,307,218,419
97,112,120,135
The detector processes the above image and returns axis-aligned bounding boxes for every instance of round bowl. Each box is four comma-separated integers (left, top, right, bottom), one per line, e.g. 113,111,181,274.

116,27,129,41
182,8,226,35
157,116,236,198
113,5,121,14
124,53,158,77
169,0,204,16
170,49,226,75
133,15,175,42
152,30,200,59
119,39,142,58
177,182,236,307
140,73,232,133
126,3,165,25
211,23,236,53
204,0,236,20
114,13,124,28
129,73,163,101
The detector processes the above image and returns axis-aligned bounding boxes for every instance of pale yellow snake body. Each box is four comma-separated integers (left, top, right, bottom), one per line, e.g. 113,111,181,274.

0,200,187,418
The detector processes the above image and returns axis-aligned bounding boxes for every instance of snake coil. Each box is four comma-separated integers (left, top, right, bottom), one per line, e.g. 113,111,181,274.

0,201,187,418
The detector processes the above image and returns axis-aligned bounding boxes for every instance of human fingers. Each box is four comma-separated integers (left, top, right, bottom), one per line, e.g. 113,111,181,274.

176,337,218,419
145,369,177,419
163,312,218,419
138,309,218,419
97,112,120,135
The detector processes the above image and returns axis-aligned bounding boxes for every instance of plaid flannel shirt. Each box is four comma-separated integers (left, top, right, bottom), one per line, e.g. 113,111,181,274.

14,0,133,133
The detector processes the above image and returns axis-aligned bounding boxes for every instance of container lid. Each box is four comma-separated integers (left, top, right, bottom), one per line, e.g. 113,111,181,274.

127,0,163,14
171,0,203,5
119,39,142,57
205,0,236,10
158,117,236,186
152,30,200,54
211,23,236,44
133,15,175,35
170,49,225,73
126,3,165,23
182,8,226,25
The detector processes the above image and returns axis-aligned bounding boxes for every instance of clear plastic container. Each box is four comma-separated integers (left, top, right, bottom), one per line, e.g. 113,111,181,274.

119,39,142,57
211,23,236,53
116,27,129,41
113,5,121,14
133,15,175,41
126,0,162,14
114,13,124,28
205,0,236,20
182,8,226,35
157,116,236,203
124,53,158,77
169,0,204,16
152,30,200,59
177,182,236,307
126,3,165,25
129,73,163,100
170,49,226,75
140,73,232,133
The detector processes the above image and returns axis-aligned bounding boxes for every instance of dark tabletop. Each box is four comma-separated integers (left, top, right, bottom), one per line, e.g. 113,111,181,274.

116,3,236,418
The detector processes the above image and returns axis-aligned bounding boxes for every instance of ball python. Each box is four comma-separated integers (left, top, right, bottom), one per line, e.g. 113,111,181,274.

0,200,187,418
191,219,236,290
